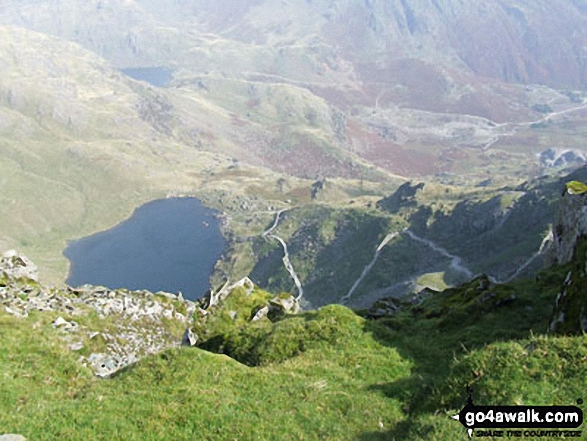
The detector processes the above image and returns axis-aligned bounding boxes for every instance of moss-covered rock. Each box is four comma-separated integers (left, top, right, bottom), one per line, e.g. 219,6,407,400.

202,304,364,366
411,275,518,327
549,236,587,335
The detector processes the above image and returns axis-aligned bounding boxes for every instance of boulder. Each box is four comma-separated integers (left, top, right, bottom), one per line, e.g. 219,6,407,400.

251,306,269,321
52,317,78,331
69,342,84,351
181,328,198,347
268,294,300,320
0,250,38,281
87,353,122,378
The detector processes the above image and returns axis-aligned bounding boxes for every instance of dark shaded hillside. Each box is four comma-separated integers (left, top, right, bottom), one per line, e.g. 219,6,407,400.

245,167,587,308
405,166,587,278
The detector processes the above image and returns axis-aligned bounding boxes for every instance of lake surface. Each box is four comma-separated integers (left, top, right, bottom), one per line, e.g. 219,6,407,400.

121,67,173,87
64,198,225,300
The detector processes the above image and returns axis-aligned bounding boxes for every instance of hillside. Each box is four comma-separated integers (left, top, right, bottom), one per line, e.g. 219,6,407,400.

1,3,587,439
2,23,587,317
3,0,587,90
236,167,587,309
2,1,587,182
0,26,319,282
1,189,587,440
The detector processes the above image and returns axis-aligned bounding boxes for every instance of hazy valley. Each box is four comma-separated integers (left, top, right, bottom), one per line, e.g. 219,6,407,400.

2,1,587,299
1,2,587,439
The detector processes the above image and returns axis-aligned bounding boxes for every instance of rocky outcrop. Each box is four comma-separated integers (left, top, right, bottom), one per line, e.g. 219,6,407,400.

547,193,587,335
366,297,402,319
0,250,38,281
201,277,255,309
1,253,302,377
547,194,587,266
190,277,302,351
181,328,198,347
0,253,196,377
0,279,195,322
376,182,425,214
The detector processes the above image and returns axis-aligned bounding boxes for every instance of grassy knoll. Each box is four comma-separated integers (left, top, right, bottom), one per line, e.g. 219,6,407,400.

2,256,586,440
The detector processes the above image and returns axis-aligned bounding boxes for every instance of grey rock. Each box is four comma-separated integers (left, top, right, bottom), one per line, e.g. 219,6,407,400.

0,435,27,441
181,328,198,347
52,316,78,331
202,277,256,310
251,306,269,321
270,295,300,314
4,306,27,318
69,342,84,351
87,353,122,378
267,295,301,320
0,250,197,376
154,291,177,300
547,192,587,334
546,193,587,266
1,250,38,281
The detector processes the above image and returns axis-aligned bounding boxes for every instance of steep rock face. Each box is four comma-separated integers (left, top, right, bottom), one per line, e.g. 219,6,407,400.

547,194,587,266
548,193,587,335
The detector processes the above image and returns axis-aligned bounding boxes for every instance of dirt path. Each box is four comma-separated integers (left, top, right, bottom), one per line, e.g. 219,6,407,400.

405,230,474,279
263,209,304,300
483,103,587,151
339,232,401,304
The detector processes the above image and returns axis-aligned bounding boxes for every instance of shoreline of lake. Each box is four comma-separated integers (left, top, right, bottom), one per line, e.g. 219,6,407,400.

63,197,226,301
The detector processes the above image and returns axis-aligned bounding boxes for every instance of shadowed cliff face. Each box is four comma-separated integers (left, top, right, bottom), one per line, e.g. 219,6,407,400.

548,192,587,335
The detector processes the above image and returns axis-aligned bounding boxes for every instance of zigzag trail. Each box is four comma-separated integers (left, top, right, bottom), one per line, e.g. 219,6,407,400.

340,228,553,305
263,209,304,301
405,230,474,279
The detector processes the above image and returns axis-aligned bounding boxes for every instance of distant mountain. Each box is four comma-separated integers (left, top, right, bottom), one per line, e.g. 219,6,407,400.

2,0,586,182
3,0,587,89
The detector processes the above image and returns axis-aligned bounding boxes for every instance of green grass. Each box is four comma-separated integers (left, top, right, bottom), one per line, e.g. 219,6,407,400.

0,305,410,440
1,255,586,440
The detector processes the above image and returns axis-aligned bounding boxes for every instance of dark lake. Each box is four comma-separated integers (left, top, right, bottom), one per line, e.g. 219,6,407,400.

121,67,173,87
64,198,225,300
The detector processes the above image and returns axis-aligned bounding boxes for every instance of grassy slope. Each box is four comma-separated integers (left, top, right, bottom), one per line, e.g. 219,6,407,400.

0,305,410,440
1,255,586,440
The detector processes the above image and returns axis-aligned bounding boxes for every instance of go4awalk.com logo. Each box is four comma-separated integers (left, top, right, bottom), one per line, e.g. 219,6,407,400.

451,388,583,438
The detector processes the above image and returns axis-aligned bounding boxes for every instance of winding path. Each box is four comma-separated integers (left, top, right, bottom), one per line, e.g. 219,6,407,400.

405,230,474,279
263,209,304,300
483,102,587,151
340,231,401,304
